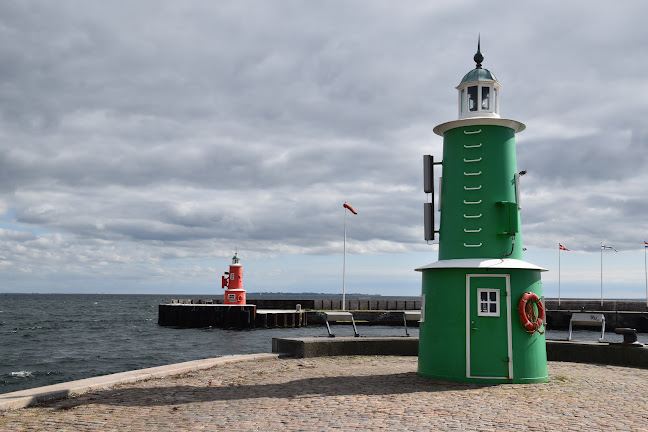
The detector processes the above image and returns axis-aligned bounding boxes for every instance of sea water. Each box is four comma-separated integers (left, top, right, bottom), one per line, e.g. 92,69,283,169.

1,294,646,395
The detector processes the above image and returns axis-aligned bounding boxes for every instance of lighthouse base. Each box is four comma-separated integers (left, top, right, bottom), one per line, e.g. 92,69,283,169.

224,289,246,305
417,260,548,384
417,370,548,385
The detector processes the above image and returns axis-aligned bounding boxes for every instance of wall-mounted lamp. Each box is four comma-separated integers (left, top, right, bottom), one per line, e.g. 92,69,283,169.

515,171,527,210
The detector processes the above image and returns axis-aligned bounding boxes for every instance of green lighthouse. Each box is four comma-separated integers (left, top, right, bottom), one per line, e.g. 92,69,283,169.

417,42,548,384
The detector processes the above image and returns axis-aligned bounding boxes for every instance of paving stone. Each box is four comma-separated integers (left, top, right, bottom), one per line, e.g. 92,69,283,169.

0,357,647,431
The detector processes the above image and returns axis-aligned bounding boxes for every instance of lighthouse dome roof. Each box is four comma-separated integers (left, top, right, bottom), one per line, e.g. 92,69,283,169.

459,67,498,85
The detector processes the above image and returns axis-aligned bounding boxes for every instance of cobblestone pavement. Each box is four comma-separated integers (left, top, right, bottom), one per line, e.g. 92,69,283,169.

1,356,647,431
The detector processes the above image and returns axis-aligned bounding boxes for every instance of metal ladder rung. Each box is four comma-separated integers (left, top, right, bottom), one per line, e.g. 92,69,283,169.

464,228,482,233
464,143,482,148
464,130,482,135
463,158,482,162
463,214,482,219
464,171,482,176
463,200,482,204
464,185,482,190
464,243,483,247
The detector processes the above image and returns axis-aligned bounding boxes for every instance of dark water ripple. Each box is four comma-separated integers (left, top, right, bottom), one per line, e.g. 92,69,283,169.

1,294,646,395
0,294,417,394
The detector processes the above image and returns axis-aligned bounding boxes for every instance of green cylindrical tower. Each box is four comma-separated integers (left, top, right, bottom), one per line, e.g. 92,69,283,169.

417,43,548,384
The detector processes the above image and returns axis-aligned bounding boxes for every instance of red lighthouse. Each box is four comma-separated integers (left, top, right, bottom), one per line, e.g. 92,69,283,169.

222,253,246,305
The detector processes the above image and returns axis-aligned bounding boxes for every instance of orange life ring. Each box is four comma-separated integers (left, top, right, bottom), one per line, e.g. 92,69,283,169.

518,292,545,335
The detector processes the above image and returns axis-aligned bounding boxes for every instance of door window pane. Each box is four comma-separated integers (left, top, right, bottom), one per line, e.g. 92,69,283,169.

477,288,500,317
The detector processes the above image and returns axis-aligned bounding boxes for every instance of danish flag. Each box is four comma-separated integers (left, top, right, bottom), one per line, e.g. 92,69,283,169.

559,243,569,251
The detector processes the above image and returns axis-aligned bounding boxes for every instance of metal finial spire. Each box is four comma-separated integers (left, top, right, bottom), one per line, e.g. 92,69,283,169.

474,34,483,69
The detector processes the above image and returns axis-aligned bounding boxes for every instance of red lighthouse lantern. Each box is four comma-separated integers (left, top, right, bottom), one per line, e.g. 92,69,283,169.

222,253,246,305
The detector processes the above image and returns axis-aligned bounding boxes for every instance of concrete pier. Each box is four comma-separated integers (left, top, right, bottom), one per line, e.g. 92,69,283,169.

544,299,648,332
157,303,307,328
168,296,423,311
272,336,648,368
158,297,648,331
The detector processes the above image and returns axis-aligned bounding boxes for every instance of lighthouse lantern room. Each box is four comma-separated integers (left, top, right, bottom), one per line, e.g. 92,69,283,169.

456,41,501,120
417,40,548,384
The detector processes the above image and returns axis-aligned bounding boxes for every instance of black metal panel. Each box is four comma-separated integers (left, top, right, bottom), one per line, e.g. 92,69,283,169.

423,155,434,193
424,202,434,241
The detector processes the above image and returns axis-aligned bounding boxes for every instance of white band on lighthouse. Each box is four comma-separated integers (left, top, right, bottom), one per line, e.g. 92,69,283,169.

435,118,525,136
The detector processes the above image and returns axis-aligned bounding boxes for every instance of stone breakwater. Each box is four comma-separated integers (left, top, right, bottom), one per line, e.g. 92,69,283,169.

163,297,648,331
1,356,647,431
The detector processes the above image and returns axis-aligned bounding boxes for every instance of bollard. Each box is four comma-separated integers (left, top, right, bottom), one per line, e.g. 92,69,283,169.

614,328,642,345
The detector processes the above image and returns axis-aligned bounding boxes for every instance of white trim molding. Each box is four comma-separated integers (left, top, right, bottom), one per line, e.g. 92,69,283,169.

415,258,547,272
433,117,526,136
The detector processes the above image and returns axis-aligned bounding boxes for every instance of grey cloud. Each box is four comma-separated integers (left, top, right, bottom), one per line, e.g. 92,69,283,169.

518,128,648,184
1,1,648,290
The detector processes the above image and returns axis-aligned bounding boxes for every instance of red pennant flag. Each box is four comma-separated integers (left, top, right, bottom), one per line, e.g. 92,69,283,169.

343,202,357,215
559,243,570,251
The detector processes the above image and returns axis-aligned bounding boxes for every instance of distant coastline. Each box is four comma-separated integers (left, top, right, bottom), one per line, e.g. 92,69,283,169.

2,292,647,301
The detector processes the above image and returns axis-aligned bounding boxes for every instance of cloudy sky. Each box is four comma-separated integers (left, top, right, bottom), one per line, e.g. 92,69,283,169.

1,1,647,298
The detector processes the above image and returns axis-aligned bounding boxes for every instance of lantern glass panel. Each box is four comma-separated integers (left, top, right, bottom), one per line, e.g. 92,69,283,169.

467,86,478,111
481,86,490,110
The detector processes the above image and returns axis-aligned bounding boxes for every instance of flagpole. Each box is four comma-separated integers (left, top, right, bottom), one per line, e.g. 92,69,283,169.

558,244,561,307
342,207,346,311
644,243,647,308
600,241,603,307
